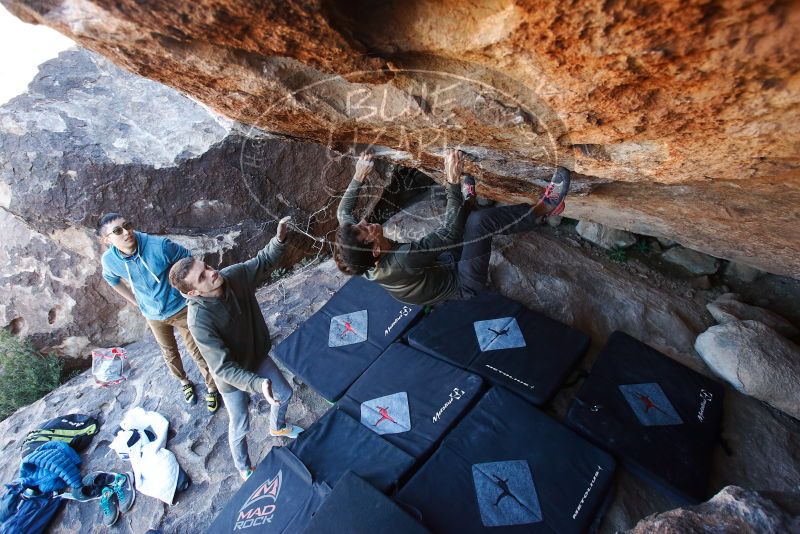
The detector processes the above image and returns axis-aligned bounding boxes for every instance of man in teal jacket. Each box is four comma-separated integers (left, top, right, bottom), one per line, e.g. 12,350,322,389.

168,216,303,480
98,213,219,412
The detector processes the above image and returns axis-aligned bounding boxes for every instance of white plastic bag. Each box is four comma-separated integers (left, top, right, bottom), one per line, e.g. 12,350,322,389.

91,347,129,387
110,407,180,505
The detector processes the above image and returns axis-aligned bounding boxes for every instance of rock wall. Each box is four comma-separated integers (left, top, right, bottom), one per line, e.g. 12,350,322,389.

0,49,377,357
3,0,799,276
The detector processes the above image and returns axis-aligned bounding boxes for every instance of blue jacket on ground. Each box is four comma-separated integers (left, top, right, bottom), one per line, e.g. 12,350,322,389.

101,231,191,321
18,442,82,493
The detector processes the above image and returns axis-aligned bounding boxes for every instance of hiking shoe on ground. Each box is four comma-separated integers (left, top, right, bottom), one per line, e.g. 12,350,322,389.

80,471,116,497
239,467,255,481
540,166,571,215
269,425,304,439
206,391,220,413
182,383,197,405
64,472,112,501
112,472,135,513
99,487,119,527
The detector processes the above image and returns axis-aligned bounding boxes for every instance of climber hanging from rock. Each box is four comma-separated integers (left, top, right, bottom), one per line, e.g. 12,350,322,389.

167,216,303,481
333,149,570,306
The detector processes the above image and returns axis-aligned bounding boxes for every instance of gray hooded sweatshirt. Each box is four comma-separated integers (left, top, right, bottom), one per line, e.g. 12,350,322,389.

186,237,285,394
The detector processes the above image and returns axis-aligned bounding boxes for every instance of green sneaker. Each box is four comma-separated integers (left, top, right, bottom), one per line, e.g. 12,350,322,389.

182,383,197,405
112,472,136,513
99,487,119,527
206,391,221,413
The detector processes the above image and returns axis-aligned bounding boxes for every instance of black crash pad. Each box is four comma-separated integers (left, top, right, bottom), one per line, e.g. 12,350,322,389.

406,291,589,405
302,471,430,534
397,387,616,533
289,408,415,493
208,446,330,534
273,277,422,401
565,331,725,503
338,343,483,459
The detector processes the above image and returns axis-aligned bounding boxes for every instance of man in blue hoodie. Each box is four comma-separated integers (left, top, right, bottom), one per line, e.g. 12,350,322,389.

97,213,220,412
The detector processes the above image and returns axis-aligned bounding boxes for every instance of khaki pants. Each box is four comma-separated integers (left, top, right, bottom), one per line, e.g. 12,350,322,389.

147,307,217,392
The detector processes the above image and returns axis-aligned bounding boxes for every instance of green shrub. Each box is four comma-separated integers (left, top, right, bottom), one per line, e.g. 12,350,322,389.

0,329,62,421
607,247,628,263
635,239,650,255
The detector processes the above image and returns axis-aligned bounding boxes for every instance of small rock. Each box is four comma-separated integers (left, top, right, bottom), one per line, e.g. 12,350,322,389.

662,246,721,275
656,236,678,248
625,486,800,534
707,295,798,337
724,261,763,283
575,221,637,250
695,320,800,419
546,215,562,227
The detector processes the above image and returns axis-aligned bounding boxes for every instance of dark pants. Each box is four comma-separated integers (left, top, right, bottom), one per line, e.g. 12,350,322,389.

452,204,538,299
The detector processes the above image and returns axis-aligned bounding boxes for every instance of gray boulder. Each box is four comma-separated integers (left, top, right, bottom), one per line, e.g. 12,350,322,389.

0,49,368,355
661,246,721,275
656,236,678,248
575,220,637,250
707,294,798,338
625,486,799,534
724,260,763,283
695,320,800,419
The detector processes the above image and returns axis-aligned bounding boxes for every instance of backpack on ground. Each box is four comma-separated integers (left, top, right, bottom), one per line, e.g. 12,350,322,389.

21,414,99,457
0,483,63,534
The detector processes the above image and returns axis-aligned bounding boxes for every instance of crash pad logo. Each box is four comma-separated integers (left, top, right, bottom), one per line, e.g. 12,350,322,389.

235,470,282,530
360,392,411,435
474,317,526,352
472,460,542,527
619,383,684,426
329,310,368,347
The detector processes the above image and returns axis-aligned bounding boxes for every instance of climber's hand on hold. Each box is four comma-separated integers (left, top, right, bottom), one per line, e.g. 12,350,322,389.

353,152,374,183
444,149,464,185
276,216,291,243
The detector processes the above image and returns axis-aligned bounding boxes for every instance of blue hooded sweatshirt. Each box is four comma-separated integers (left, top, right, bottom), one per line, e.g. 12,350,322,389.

101,231,191,321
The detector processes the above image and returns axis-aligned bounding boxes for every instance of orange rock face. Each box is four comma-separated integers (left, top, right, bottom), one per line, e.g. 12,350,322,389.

4,0,799,276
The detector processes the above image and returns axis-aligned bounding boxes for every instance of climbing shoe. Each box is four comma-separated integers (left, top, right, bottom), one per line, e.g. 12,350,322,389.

239,467,255,481
462,174,477,203
206,391,221,413
112,472,136,513
269,425,304,439
99,486,119,527
540,166,571,216
182,383,197,405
